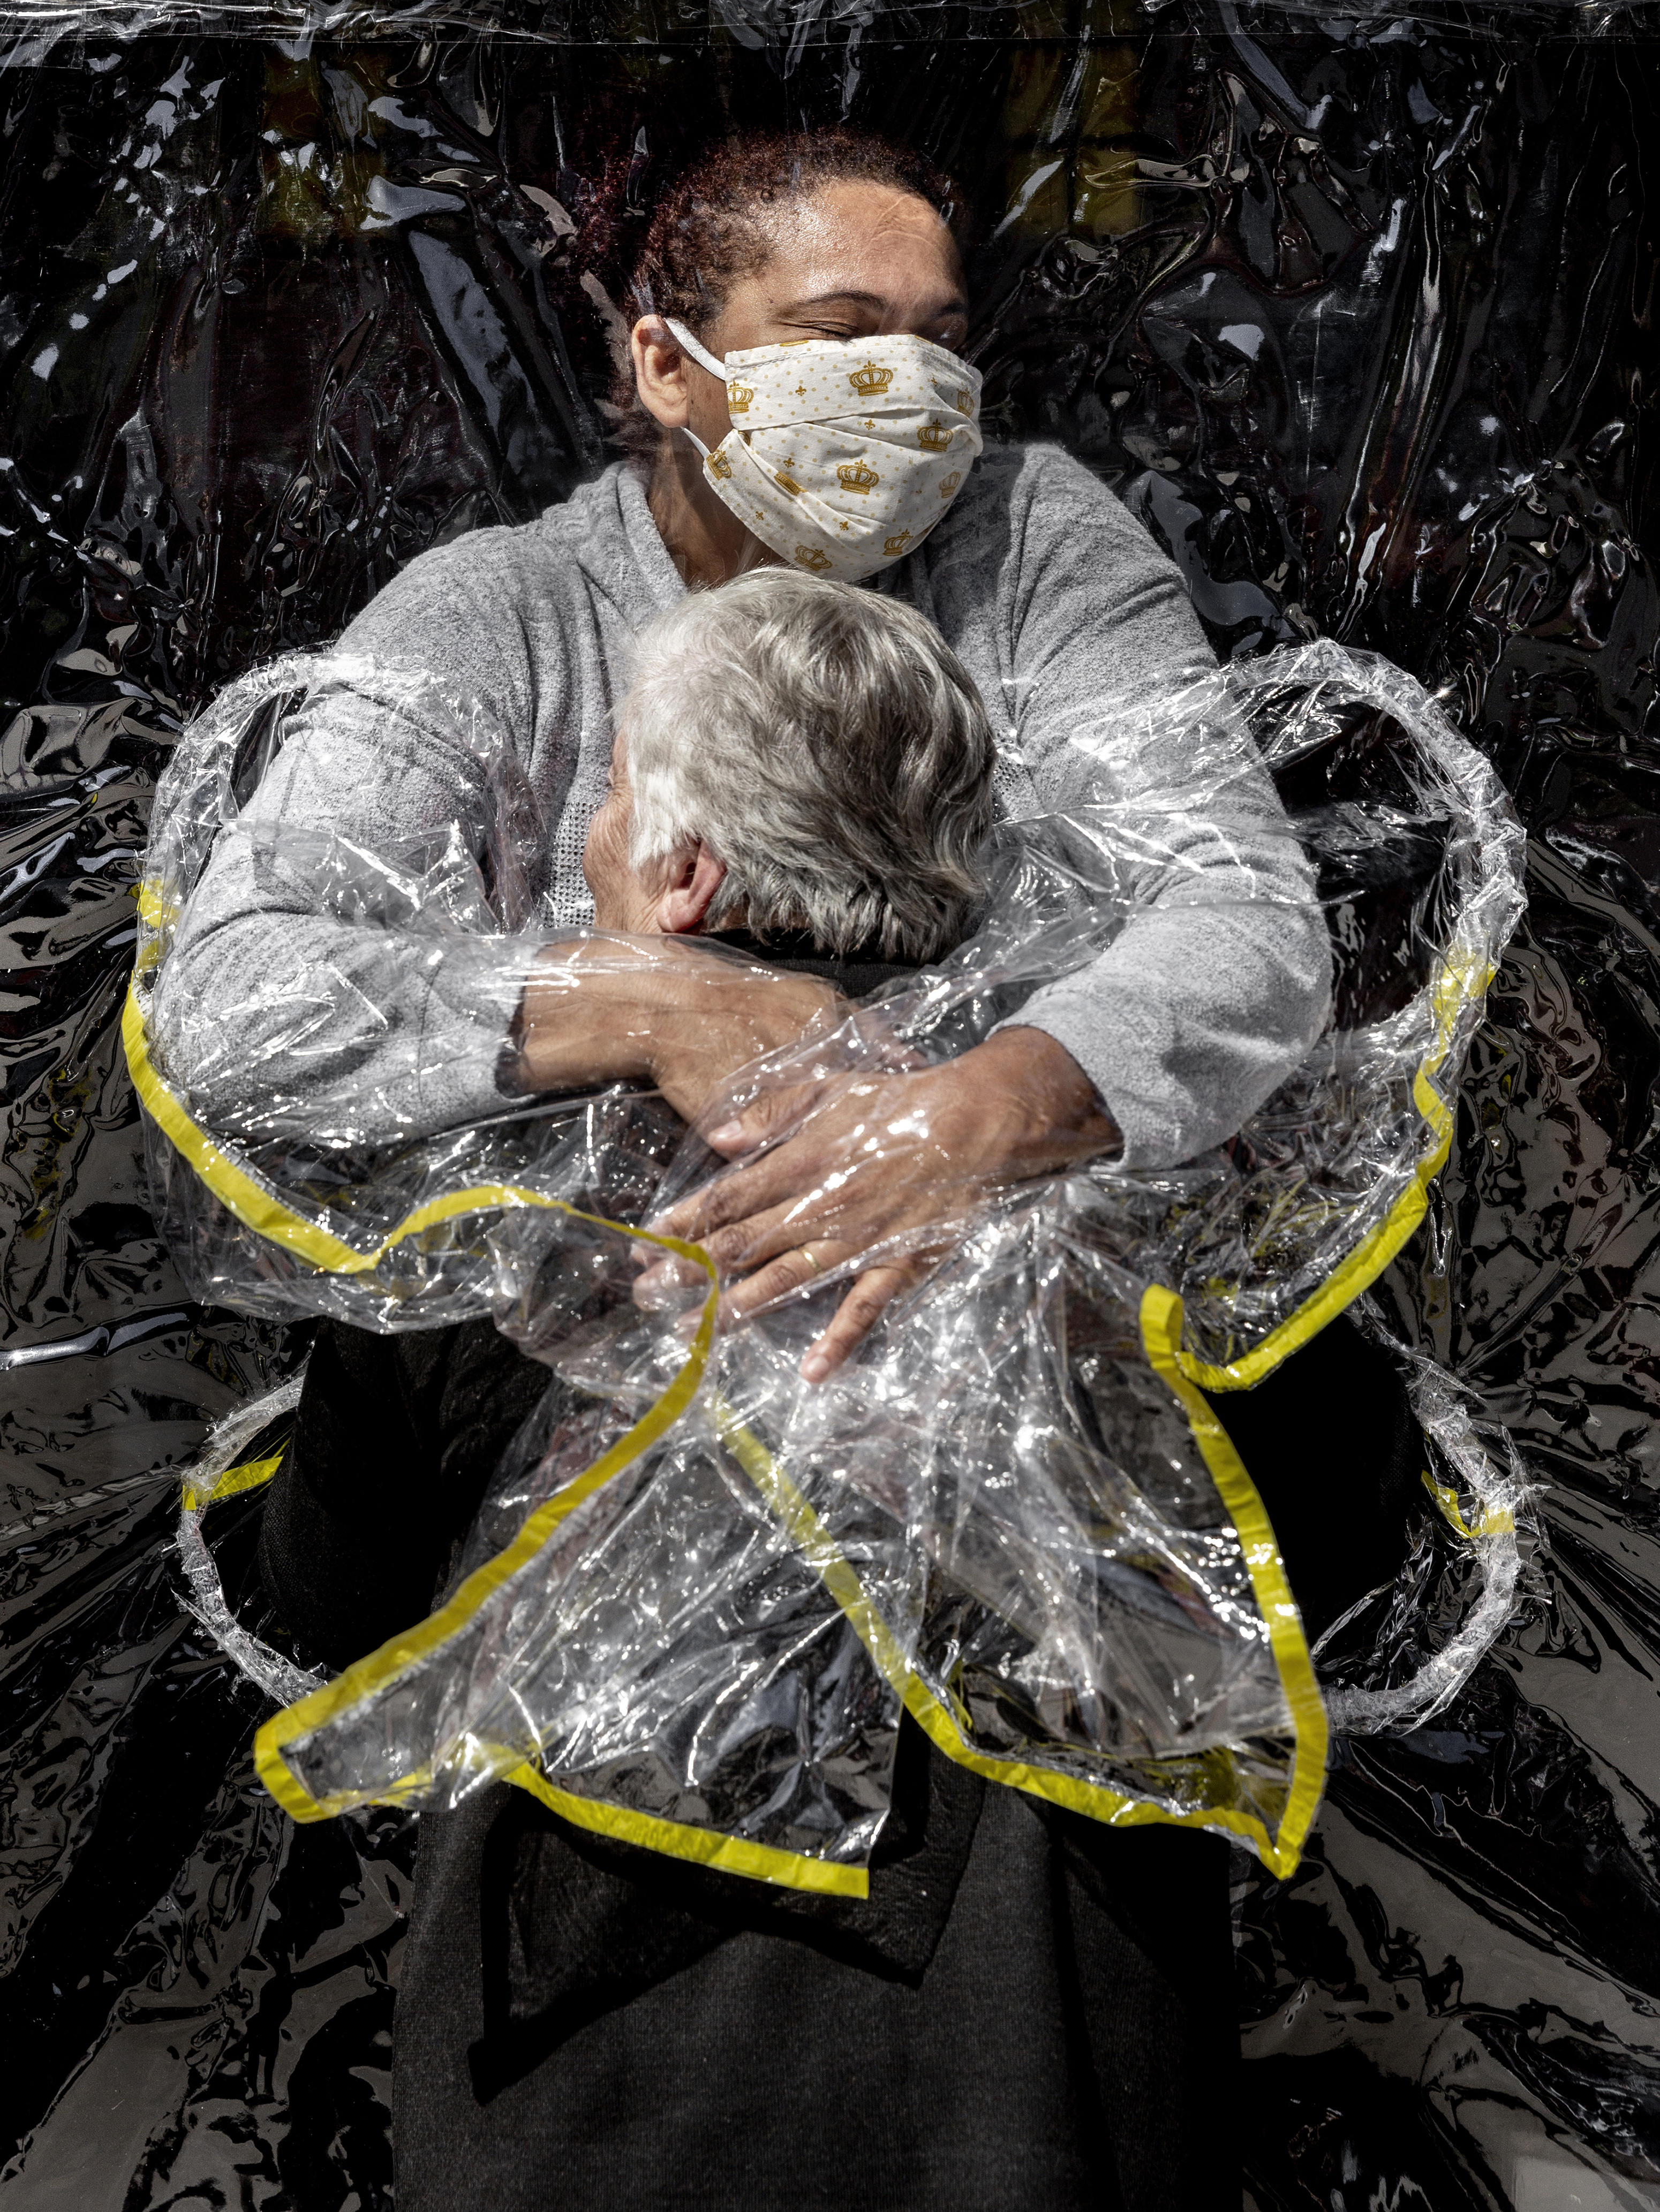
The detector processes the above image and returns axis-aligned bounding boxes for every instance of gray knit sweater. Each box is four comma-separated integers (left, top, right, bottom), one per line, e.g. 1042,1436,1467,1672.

153,446,1330,1169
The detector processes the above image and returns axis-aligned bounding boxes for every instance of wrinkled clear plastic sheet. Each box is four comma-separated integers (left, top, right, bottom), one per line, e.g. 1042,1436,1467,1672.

125,636,1518,1888
1,5,1656,2207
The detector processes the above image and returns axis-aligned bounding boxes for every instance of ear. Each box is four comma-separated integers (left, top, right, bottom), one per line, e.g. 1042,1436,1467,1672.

656,843,728,935
632,317,693,431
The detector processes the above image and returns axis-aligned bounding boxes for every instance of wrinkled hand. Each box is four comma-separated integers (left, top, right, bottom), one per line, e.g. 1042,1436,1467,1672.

640,1027,1120,1382
510,936,844,1122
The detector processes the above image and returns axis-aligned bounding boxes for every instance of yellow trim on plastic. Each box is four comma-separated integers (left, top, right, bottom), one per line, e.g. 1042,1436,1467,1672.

1174,956,1492,1394
507,1765,868,1897
183,1451,286,1515
134,878,175,975
125,986,867,1895
714,1306,1328,1882
712,1398,915,1687
1423,1470,1514,1542
126,982,651,1276
1139,1285,1328,1872
251,1272,719,1814
130,933,1494,1890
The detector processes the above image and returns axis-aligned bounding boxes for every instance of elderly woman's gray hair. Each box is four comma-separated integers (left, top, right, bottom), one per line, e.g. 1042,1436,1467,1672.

620,571,996,963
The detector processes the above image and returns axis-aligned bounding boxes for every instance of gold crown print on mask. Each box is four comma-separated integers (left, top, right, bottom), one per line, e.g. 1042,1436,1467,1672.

666,322,983,582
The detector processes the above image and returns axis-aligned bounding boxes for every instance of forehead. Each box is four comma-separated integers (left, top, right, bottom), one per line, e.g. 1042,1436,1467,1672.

755,183,965,304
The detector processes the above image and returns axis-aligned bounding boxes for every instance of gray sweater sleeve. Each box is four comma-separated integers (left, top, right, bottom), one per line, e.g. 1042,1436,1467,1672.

984,450,1331,1167
148,542,555,1143
151,453,1329,1166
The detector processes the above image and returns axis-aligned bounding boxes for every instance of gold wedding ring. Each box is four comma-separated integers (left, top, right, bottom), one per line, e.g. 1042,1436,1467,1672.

799,1243,826,1276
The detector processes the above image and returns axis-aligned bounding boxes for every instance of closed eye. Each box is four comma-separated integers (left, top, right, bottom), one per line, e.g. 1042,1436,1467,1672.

775,288,970,352
781,318,871,343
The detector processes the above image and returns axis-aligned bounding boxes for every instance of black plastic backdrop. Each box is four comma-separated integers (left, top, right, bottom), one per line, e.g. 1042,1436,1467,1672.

2,4,1657,2203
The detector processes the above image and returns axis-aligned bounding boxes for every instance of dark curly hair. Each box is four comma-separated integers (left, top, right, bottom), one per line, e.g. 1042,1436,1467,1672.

562,128,961,454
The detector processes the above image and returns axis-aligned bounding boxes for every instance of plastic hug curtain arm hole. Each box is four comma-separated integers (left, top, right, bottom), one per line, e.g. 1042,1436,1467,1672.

1139,1286,1329,1873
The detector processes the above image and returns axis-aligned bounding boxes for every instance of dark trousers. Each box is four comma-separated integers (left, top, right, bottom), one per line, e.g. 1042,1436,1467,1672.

394,1761,1240,2212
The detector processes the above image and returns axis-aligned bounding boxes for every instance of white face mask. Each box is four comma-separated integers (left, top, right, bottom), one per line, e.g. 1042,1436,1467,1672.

664,319,983,582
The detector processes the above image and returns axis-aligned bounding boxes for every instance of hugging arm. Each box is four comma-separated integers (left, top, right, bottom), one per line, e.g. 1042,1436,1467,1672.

150,539,556,1144
152,471,1327,1381
156,701,835,1148
151,681,540,1146
650,458,1331,1373
997,477,1332,1170
150,539,836,1152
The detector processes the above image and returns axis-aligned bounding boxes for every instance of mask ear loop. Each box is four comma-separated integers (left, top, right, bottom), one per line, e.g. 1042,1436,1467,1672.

662,315,728,380
656,317,727,463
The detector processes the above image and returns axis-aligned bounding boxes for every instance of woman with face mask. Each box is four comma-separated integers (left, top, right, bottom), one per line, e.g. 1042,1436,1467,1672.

149,132,1335,2211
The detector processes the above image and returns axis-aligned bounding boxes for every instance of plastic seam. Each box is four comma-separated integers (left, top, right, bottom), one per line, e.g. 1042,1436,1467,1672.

129,938,1465,1884
1174,953,1491,1395
183,1450,286,1514
125,980,689,1277
247,1279,718,1822
1423,1468,1515,1542
1138,1284,1329,1877
712,1378,1324,1878
503,1763,870,1896
128,987,868,1895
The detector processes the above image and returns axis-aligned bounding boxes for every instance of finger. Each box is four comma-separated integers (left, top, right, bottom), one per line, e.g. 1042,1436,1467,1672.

633,1216,810,1308
651,1171,971,1290
689,1202,823,1277
800,1264,918,1384
634,1197,811,1302
652,1136,837,1242
631,1253,708,1310
716,1243,856,1325
701,1077,829,1156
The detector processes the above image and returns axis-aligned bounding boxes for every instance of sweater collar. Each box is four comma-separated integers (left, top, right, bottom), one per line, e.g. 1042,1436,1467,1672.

614,460,690,613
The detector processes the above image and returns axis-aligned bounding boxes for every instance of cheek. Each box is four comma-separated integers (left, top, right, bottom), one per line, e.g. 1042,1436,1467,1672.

583,800,620,890
688,375,734,452
584,794,645,925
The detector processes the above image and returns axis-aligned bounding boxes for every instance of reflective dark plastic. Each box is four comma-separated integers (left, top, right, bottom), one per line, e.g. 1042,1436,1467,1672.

1,5,1657,2205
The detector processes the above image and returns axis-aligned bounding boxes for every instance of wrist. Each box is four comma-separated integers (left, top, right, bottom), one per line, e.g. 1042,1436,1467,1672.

510,938,681,1094
957,1026,1120,1161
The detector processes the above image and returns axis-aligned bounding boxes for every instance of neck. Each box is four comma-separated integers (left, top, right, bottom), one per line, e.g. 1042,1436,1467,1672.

645,431,779,590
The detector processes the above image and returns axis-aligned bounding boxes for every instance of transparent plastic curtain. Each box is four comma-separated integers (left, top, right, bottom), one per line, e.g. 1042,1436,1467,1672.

1,4,1656,2207
125,633,1519,1888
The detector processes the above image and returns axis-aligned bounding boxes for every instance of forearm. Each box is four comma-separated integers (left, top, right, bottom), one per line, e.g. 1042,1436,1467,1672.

150,903,533,1146
1016,894,1331,1168
1018,710,1331,1166
509,937,844,1124
149,671,541,1147
952,1026,1121,1177
505,940,685,1096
